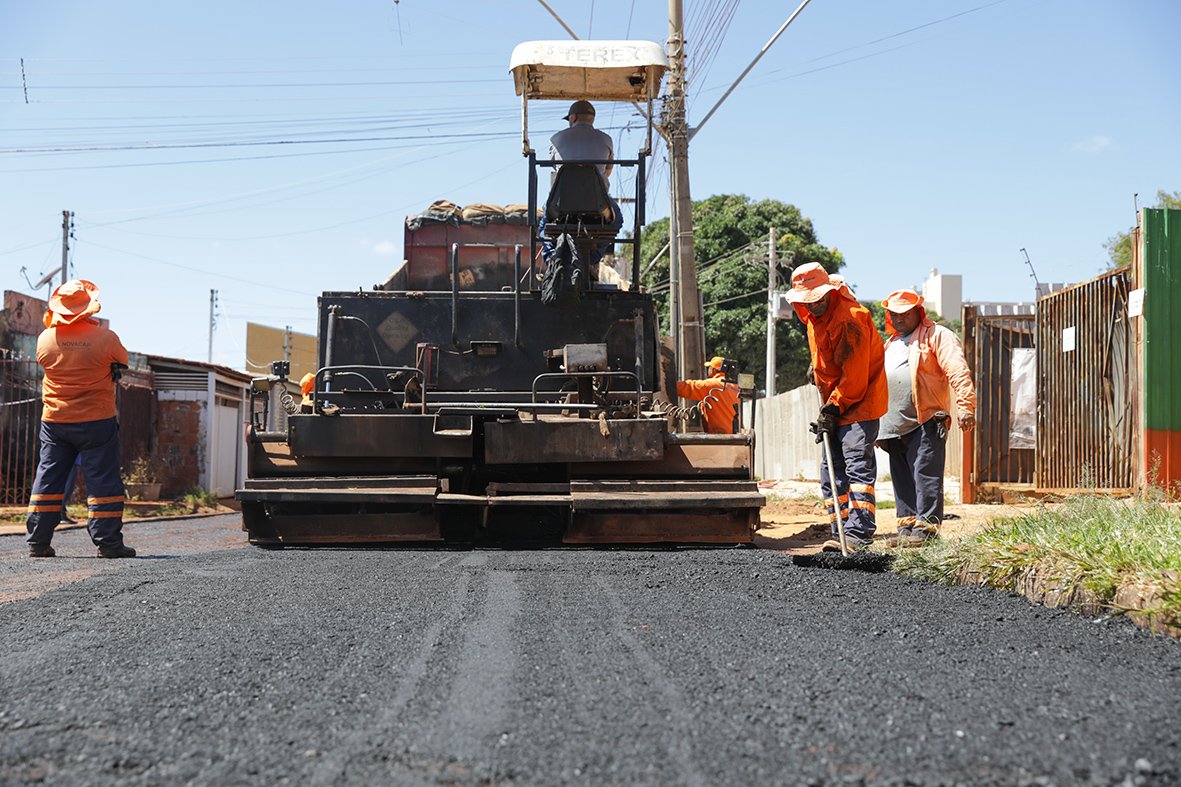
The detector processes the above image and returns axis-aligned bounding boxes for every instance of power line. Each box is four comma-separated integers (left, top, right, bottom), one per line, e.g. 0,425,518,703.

79,239,319,297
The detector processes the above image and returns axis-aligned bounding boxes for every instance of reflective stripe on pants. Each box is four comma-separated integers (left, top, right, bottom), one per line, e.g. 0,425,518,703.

819,419,879,541
26,417,126,548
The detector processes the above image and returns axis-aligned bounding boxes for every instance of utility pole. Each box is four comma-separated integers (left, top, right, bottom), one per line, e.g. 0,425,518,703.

666,0,704,388
283,325,292,364
766,227,777,396
208,289,218,363
59,210,73,285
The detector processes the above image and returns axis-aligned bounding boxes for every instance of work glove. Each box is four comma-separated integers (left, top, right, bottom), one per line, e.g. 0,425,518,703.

933,411,950,440
809,403,840,444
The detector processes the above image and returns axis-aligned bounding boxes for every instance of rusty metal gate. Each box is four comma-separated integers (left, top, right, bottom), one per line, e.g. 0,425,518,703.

0,358,43,505
961,308,1035,501
0,359,157,505
1035,268,1137,492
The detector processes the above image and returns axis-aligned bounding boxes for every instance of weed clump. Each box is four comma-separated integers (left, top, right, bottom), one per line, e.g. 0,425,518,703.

893,495,1181,627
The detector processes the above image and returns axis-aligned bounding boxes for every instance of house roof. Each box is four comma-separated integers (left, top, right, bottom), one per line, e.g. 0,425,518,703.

144,354,252,384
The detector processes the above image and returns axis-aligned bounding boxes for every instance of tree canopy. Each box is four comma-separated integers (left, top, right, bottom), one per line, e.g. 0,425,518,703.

638,195,844,394
1105,189,1181,268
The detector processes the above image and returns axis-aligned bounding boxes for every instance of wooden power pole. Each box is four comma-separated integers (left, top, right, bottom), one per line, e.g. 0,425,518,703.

59,210,73,285
666,0,704,387
766,227,777,396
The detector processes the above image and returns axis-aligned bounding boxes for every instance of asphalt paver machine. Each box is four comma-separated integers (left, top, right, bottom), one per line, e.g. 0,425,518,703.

237,40,764,546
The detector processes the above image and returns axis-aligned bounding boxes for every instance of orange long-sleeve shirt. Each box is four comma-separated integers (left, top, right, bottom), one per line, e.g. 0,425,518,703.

37,318,129,423
794,292,887,425
676,373,740,434
884,310,976,424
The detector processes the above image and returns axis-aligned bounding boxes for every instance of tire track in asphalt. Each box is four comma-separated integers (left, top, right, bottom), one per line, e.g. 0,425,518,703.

435,567,520,765
595,574,707,787
307,564,475,785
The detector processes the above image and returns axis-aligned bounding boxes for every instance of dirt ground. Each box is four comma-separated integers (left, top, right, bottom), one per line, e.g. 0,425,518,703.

0,501,239,537
755,493,1033,554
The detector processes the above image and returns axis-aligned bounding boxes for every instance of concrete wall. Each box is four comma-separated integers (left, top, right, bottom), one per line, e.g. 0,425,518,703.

747,384,963,485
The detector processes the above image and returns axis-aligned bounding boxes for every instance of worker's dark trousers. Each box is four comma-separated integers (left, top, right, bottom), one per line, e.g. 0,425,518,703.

880,419,947,534
819,419,879,541
538,196,623,269
26,417,126,548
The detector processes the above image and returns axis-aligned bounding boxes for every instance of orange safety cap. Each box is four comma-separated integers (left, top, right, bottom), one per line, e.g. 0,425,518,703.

882,288,924,313
299,372,316,395
47,279,101,325
784,262,836,304
705,355,725,372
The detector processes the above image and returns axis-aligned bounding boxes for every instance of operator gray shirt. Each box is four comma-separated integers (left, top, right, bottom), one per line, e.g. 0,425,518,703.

879,332,920,440
549,121,613,187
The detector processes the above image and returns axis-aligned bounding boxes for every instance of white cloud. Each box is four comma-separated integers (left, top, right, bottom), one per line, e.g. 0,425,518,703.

372,240,398,256
1071,135,1112,154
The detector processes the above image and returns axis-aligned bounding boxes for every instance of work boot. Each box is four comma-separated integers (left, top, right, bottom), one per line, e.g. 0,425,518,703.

879,526,913,548
28,543,56,558
902,529,939,548
97,544,137,559
60,514,77,525
822,534,872,553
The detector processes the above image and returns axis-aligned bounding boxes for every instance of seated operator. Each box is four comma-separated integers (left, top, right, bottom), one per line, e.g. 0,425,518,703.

543,100,624,272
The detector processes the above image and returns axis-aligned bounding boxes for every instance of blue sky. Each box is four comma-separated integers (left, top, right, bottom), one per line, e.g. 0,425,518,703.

2,0,1177,369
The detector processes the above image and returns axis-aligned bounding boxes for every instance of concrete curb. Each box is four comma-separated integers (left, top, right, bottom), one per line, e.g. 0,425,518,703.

0,508,236,538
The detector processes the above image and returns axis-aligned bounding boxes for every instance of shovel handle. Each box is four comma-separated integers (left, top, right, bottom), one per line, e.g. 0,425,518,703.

816,389,848,557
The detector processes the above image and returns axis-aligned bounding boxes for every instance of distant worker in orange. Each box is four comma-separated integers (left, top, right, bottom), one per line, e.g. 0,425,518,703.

676,355,740,435
878,289,976,546
787,263,887,552
299,372,316,413
25,280,135,559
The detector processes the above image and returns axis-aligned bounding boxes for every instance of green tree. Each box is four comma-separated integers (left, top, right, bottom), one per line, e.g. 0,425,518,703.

1105,190,1181,268
638,194,844,393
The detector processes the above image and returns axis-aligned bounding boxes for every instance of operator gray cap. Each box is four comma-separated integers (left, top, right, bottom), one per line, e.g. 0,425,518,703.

564,100,596,120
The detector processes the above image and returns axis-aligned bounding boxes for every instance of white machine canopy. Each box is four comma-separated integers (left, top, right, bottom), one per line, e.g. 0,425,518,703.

510,40,668,102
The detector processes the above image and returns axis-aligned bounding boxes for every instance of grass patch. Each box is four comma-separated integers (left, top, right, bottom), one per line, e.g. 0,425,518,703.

893,494,1181,626
155,487,221,517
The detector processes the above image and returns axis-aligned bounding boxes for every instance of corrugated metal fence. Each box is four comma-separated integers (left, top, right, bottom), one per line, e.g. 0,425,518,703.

0,358,43,505
960,308,1035,500
749,384,962,487
1035,268,1137,492
0,359,157,505
1141,208,1181,489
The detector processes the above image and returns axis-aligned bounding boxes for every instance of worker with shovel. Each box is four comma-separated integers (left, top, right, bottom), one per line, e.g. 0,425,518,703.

787,263,887,553
878,289,976,546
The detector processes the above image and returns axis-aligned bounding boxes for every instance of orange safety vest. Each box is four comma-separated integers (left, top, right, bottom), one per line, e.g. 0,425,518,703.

794,291,888,425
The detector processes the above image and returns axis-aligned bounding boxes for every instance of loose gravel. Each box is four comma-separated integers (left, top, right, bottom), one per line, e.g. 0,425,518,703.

1,517,1179,786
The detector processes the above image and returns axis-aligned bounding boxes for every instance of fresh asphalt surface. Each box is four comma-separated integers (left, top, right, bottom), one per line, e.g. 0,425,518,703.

1,515,1179,786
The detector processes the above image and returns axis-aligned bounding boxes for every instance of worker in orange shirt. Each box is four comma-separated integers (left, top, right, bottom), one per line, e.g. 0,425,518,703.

787,263,888,552
878,289,976,545
25,280,135,559
299,372,316,413
676,356,740,434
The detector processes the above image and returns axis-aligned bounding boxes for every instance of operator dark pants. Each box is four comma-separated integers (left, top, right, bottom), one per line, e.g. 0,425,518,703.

538,196,623,270
819,419,879,542
26,417,126,548
879,418,947,534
